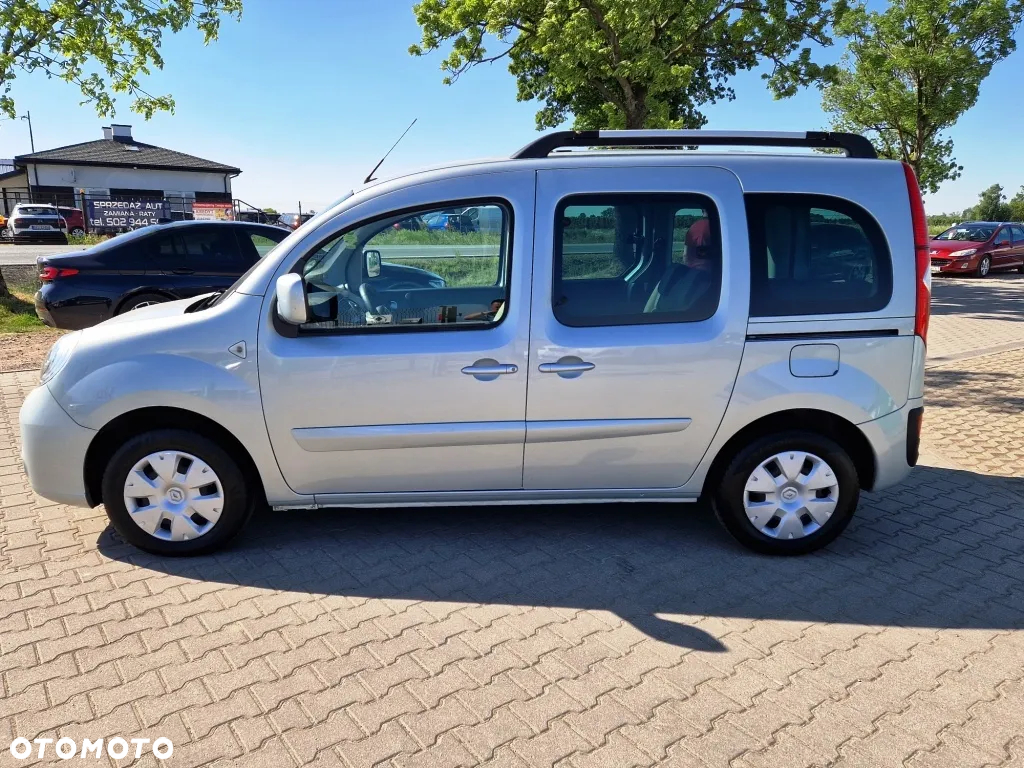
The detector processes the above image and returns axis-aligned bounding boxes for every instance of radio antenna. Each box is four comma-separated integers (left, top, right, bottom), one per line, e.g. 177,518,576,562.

364,118,417,184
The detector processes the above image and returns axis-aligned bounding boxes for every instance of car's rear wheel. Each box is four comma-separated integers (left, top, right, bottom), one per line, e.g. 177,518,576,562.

713,431,860,555
69,227,85,237
119,293,167,314
976,255,991,277
101,429,255,555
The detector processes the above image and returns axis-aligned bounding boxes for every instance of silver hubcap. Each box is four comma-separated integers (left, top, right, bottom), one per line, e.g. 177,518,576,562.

122,451,224,541
980,258,990,276
129,300,159,311
743,451,839,540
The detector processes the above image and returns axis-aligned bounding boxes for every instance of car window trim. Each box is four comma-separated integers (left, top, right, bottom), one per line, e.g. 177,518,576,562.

274,196,515,339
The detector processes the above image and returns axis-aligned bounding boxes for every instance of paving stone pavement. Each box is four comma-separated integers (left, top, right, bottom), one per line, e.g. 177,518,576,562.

1,278,1024,767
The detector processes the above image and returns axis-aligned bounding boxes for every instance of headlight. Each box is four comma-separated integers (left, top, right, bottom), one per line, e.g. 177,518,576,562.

40,332,81,384
949,248,977,259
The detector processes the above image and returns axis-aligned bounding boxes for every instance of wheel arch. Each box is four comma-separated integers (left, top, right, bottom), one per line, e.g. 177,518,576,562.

84,406,265,507
701,408,876,499
113,288,179,316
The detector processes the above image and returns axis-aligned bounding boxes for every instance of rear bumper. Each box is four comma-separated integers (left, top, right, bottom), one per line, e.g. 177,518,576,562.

34,283,114,330
860,397,924,492
33,291,56,327
20,384,95,508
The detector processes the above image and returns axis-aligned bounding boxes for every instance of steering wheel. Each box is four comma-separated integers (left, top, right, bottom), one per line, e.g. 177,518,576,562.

359,282,382,313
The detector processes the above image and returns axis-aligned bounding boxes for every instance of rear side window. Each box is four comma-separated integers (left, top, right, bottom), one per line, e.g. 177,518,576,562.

180,227,244,270
746,194,892,317
554,194,721,326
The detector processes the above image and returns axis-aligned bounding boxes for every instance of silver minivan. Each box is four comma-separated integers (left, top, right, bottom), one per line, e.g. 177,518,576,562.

20,130,929,557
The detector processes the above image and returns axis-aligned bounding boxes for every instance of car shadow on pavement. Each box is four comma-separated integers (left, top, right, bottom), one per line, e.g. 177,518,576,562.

932,273,1024,321
925,367,1024,413
97,465,1024,653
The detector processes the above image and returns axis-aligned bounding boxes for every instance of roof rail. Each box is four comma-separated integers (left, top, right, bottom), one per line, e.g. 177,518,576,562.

511,130,877,160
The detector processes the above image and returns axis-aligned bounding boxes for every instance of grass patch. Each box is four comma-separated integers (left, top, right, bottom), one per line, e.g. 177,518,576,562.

388,257,500,288
68,233,110,246
372,230,500,246
0,289,46,332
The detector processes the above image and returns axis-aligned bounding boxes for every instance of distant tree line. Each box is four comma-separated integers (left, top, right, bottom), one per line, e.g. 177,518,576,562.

929,184,1024,228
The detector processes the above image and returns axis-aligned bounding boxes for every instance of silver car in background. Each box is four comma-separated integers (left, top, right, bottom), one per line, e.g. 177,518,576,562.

20,130,929,557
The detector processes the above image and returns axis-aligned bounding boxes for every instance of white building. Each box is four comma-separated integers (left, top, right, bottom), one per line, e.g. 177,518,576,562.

0,124,241,216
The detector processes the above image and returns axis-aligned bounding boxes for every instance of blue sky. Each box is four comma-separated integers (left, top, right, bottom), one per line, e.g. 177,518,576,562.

1,0,1022,214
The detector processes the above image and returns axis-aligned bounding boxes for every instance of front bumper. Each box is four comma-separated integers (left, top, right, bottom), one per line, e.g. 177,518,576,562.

19,384,95,507
931,259,976,274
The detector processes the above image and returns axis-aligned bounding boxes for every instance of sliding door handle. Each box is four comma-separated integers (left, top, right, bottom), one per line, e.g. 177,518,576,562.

539,357,595,378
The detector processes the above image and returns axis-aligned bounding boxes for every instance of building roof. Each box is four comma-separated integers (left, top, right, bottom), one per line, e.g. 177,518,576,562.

13,137,241,175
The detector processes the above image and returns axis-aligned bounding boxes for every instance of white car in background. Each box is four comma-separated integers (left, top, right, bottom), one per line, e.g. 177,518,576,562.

4,203,68,240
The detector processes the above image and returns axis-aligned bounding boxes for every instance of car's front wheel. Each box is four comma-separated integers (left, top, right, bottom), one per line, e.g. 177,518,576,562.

713,431,860,555
976,255,991,277
101,429,256,555
69,227,86,237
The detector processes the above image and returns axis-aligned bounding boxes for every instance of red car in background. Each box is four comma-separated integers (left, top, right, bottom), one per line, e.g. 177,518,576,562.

931,221,1024,277
57,206,87,237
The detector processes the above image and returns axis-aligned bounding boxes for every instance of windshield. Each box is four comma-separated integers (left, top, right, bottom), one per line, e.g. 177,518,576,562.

935,225,996,242
18,206,59,216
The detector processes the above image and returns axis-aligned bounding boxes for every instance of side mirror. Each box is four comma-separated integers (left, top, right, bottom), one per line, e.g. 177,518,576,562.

275,273,307,325
365,249,381,278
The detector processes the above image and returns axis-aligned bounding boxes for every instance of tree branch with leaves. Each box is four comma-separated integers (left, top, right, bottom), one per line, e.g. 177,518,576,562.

822,0,1024,195
0,0,243,120
410,0,837,131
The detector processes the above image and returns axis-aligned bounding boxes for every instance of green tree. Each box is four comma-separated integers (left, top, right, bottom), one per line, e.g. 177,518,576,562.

0,0,243,119
822,0,1024,195
410,0,835,130
968,183,1012,221
262,207,279,215
1008,186,1024,221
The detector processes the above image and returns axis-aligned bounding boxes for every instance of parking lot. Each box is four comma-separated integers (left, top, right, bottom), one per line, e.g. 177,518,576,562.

1,275,1023,768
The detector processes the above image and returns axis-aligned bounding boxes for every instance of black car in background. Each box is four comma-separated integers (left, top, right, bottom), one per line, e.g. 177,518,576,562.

35,220,450,330
35,221,290,330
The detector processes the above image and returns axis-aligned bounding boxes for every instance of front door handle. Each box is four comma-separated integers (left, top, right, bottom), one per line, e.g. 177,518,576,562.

461,358,518,381
538,357,595,378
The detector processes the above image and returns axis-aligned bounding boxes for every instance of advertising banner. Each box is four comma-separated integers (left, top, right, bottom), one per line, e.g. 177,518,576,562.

87,199,170,229
193,202,235,221
87,199,171,230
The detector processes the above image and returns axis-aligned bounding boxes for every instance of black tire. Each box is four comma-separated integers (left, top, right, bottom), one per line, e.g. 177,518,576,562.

118,293,168,314
712,431,860,556
976,255,991,277
101,429,256,556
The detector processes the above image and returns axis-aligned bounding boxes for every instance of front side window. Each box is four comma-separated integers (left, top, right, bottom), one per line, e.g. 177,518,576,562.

553,195,721,327
994,228,1012,246
746,194,892,317
242,228,287,259
298,202,510,332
